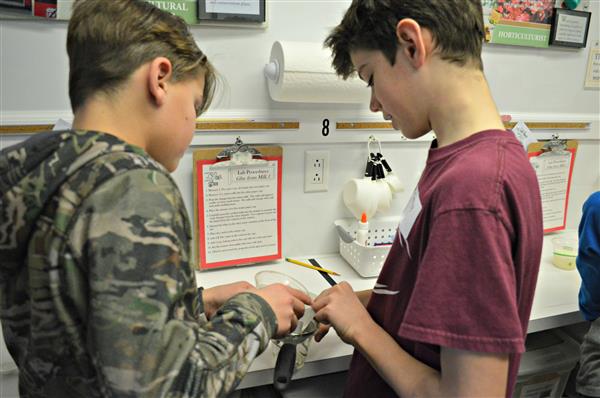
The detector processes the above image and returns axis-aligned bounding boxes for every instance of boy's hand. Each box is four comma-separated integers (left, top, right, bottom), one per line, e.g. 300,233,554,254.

313,288,372,343
314,322,331,342
252,284,312,338
203,281,254,319
312,282,375,346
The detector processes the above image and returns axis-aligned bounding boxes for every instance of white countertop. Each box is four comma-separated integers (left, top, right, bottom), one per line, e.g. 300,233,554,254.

529,232,583,332
195,233,583,388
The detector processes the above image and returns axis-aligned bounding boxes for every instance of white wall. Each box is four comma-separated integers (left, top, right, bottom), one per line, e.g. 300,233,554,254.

1,0,599,259
2,1,600,117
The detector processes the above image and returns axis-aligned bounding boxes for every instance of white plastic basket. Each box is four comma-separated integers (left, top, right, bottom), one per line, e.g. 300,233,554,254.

334,217,399,277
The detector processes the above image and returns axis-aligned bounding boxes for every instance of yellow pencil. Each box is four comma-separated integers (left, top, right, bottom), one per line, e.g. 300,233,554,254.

285,258,340,276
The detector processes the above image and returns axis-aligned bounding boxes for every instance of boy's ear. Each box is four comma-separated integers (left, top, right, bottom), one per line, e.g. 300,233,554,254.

395,18,430,69
147,57,173,107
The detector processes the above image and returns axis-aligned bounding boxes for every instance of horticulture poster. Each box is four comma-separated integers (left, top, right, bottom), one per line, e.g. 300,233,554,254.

482,0,557,48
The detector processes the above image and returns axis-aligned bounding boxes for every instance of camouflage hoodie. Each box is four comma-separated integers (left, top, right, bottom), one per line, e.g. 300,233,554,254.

0,130,276,397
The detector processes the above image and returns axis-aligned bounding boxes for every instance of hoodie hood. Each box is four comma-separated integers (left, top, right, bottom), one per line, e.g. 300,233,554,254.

0,130,142,275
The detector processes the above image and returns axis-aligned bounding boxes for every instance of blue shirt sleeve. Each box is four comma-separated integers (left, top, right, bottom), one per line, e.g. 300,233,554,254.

577,191,600,321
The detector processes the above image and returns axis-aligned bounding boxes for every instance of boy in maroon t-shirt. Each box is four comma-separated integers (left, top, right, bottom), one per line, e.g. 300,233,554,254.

311,1,543,397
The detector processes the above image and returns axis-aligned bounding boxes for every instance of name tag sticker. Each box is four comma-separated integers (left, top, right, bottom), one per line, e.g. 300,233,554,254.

398,187,422,241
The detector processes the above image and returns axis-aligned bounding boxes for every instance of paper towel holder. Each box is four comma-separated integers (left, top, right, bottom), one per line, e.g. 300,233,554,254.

264,60,280,83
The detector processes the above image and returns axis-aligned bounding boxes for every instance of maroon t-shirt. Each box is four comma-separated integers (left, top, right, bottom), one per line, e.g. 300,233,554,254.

344,130,543,397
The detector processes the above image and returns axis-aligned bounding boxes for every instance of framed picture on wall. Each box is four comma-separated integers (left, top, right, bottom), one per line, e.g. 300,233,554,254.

481,0,556,48
197,0,265,24
146,1,197,24
549,8,591,48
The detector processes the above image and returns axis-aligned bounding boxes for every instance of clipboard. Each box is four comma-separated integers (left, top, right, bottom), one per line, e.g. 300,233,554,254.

527,136,578,233
193,138,283,270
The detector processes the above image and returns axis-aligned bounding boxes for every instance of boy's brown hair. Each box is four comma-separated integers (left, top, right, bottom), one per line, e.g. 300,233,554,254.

325,0,485,79
67,0,215,114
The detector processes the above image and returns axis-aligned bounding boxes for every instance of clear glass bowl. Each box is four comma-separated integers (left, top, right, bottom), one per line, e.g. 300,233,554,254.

254,270,309,293
254,270,314,371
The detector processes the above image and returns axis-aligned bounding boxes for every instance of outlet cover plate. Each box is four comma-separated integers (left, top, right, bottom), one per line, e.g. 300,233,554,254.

304,150,329,192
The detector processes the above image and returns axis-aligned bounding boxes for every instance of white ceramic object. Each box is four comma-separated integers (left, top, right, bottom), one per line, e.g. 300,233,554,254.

342,177,379,220
373,180,393,213
383,171,403,193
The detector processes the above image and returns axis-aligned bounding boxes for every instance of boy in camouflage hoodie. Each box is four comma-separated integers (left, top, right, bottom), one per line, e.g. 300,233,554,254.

0,1,311,397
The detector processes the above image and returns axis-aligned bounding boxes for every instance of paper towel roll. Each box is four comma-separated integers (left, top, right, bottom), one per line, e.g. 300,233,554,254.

265,41,370,104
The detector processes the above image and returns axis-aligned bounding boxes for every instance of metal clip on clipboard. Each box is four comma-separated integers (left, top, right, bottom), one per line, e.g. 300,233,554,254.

540,134,568,155
213,136,265,167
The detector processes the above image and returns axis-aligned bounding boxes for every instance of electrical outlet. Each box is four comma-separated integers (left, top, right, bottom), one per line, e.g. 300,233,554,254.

304,150,329,192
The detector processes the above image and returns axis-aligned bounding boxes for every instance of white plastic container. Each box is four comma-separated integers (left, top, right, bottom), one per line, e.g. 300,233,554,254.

551,236,578,270
334,217,399,277
513,329,580,398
